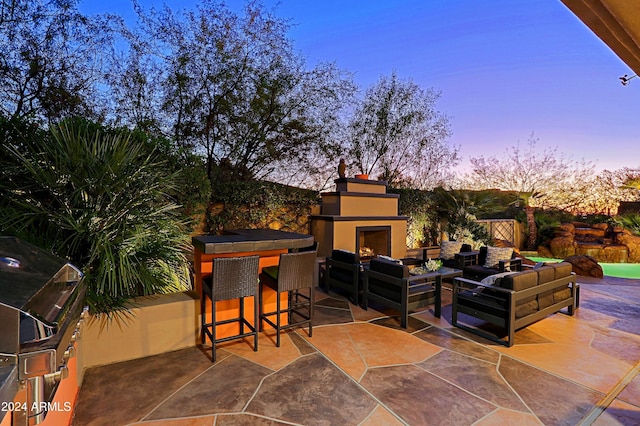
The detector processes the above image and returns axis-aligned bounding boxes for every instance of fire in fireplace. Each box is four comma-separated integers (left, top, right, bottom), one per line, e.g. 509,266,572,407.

356,226,391,259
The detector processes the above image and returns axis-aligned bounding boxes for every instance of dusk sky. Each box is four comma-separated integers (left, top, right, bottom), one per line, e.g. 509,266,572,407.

81,0,640,173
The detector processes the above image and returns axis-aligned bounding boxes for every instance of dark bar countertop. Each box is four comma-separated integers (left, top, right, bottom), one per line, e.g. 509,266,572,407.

192,229,314,255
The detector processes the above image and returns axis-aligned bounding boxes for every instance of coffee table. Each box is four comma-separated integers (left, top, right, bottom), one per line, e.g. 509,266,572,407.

436,266,463,282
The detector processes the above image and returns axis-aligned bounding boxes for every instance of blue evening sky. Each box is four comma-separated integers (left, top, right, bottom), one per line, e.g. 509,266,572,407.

80,0,640,173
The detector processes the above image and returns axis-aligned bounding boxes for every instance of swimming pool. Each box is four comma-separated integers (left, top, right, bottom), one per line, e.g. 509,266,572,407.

527,257,640,279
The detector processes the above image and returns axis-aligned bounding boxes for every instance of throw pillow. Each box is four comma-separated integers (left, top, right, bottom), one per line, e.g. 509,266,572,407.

377,255,402,265
440,241,463,260
484,246,514,269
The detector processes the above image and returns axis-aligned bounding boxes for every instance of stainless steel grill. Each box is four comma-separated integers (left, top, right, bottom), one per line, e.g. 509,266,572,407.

0,236,87,425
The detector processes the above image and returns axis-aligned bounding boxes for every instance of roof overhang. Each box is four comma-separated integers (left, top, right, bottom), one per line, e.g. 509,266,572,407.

561,0,640,76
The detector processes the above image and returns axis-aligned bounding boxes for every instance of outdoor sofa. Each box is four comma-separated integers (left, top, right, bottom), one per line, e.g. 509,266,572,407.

451,262,578,346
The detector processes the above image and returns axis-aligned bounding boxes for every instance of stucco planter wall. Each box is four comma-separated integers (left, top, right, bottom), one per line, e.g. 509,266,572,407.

78,291,200,379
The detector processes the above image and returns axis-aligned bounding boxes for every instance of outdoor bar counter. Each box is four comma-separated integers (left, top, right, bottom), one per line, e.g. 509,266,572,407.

192,229,315,338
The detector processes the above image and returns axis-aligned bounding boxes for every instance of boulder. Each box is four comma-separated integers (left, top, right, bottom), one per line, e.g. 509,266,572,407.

549,236,577,258
601,245,629,263
575,242,605,258
537,245,554,258
554,223,575,238
615,232,640,263
564,255,604,278
592,223,609,231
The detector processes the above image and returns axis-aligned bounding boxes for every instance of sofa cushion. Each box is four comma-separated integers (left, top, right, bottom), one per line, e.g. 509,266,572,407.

498,269,539,317
370,258,409,279
484,246,514,269
440,241,463,260
536,265,556,309
498,269,537,292
553,262,573,279
552,262,573,303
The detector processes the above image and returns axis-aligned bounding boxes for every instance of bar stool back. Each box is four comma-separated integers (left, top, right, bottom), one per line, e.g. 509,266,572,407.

259,250,317,347
201,255,260,362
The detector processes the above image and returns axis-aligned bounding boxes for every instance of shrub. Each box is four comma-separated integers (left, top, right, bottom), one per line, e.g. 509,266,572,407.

614,213,640,236
0,118,192,315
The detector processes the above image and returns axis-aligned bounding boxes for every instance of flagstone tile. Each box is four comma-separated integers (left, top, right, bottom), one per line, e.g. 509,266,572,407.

499,356,603,426
361,364,496,425
618,373,640,407
145,355,272,420
474,408,541,425
73,347,214,426
214,413,292,425
246,354,377,425
313,303,354,326
339,323,442,368
494,342,633,394
217,331,301,371
360,405,405,426
419,350,528,411
593,399,640,426
128,416,216,426
414,326,501,364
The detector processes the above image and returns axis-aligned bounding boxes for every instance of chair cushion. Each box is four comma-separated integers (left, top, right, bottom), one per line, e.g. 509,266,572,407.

262,265,279,280
440,241,463,260
370,258,409,278
464,264,500,280
331,249,358,264
484,246,514,269
377,255,403,264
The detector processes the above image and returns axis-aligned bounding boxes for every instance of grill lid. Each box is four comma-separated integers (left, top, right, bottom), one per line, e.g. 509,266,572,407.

0,236,84,348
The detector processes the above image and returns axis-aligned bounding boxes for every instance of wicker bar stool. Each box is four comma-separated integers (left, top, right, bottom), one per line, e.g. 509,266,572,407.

259,250,317,347
201,255,260,362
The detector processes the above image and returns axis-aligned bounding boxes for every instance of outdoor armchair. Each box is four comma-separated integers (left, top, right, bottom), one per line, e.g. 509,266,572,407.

363,258,441,328
325,249,362,305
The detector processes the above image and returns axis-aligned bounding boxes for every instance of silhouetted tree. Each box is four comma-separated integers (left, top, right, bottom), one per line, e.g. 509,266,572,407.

114,0,354,183
465,135,595,249
0,0,116,123
346,72,457,188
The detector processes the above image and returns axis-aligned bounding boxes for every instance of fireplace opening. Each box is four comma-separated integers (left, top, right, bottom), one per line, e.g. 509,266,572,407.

356,226,391,259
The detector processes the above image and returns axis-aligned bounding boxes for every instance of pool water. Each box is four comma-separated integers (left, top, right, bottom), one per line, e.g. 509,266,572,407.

528,257,640,280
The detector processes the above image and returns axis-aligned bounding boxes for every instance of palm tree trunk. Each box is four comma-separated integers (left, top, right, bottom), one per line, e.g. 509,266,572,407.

525,205,537,249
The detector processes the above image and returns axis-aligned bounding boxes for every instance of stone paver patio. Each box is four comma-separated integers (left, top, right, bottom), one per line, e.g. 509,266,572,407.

73,275,640,425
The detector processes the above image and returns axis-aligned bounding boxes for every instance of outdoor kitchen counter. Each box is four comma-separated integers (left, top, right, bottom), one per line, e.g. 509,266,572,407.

192,229,314,255
192,230,315,340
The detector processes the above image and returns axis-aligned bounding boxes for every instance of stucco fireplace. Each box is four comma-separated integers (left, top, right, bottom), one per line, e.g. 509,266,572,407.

310,178,408,259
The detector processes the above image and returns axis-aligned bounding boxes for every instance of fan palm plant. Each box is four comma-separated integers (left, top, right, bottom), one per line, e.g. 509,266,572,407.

0,118,191,315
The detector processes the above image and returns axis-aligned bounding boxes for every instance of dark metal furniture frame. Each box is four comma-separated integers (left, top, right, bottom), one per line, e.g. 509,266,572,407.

201,256,260,362
259,251,317,347
325,250,362,305
363,258,441,328
451,272,578,347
